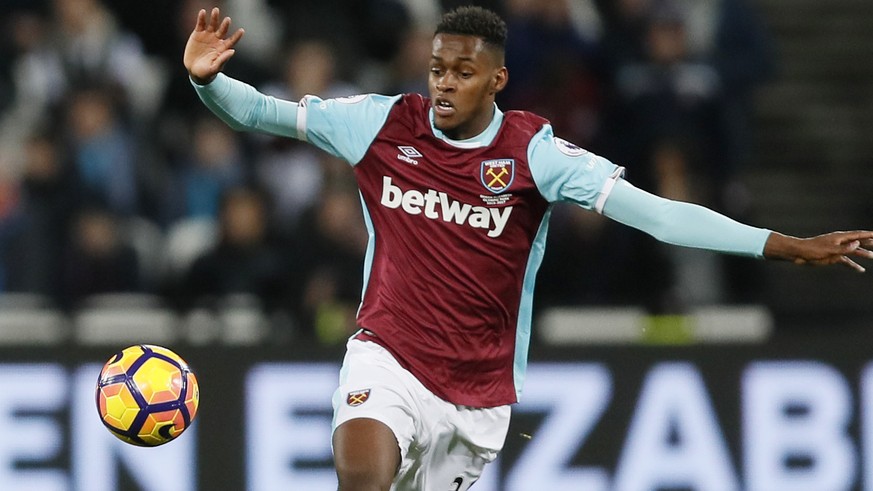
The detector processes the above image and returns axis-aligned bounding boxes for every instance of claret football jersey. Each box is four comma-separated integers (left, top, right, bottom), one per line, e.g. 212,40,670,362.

297,92,622,407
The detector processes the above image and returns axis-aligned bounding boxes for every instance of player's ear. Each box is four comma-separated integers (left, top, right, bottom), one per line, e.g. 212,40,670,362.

492,66,508,94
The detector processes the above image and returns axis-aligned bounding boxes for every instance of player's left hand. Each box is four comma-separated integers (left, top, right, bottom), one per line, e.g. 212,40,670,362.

183,7,244,85
765,230,873,272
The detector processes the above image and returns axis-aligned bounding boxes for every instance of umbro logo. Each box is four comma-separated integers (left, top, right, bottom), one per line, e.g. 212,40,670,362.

396,146,422,165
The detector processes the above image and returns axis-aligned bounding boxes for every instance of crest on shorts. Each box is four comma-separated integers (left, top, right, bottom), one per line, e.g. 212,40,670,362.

346,389,371,407
480,159,515,194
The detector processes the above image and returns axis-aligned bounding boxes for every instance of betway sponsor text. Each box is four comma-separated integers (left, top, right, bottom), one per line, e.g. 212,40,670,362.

380,176,512,238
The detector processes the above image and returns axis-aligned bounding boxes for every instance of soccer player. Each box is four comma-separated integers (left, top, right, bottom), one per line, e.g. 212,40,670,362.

184,6,873,490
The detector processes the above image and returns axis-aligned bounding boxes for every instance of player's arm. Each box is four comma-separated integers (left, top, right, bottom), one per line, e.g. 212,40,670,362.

184,8,298,138
190,72,300,138
183,7,395,164
602,179,770,257
525,126,768,257
527,127,873,271
603,178,873,272
190,73,398,163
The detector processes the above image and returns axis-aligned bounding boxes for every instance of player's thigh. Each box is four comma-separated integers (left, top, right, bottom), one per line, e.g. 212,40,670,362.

333,417,400,487
332,339,420,485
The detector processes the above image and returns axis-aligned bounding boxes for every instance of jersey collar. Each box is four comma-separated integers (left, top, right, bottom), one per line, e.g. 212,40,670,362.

428,103,504,149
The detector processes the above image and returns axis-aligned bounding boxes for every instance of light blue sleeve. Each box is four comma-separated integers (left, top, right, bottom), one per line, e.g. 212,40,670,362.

527,125,625,211
192,73,300,138
192,74,400,165
602,179,772,257
298,93,402,165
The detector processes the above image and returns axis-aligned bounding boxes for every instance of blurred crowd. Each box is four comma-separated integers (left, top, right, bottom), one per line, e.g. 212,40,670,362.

0,0,775,344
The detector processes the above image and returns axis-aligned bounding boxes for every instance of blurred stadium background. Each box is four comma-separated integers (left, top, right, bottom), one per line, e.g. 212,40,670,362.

0,0,872,489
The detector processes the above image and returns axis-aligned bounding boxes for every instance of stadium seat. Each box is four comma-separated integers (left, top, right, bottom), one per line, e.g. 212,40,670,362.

162,217,219,281
120,216,166,291
217,294,271,345
73,293,178,345
538,305,773,345
177,295,273,346
0,293,68,345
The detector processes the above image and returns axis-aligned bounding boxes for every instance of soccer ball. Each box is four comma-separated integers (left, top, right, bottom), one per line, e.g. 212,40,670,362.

96,344,200,447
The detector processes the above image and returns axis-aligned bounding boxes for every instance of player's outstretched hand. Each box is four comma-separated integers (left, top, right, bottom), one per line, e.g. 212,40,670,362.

183,7,244,85
764,230,873,272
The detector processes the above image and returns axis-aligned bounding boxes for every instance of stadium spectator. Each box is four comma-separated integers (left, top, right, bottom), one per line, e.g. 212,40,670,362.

601,1,729,307
180,186,290,311
52,0,167,117
600,0,774,305
610,1,724,183
383,27,433,96
161,114,247,223
263,39,360,101
501,0,604,149
0,0,166,127
711,0,775,197
600,0,774,198
265,0,359,78
500,0,627,310
252,39,360,233
0,176,16,291
397,0,442,30
0,131,79,298
63,85,140,216
598,0,653,74
293,184,369,345
0,10,58,165
59,206,141,308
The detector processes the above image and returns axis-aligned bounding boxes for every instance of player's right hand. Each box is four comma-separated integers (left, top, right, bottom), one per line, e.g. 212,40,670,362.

764,230,873,272
183,7,244,85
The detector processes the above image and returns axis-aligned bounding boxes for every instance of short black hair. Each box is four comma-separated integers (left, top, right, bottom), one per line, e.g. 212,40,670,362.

435,6,507,51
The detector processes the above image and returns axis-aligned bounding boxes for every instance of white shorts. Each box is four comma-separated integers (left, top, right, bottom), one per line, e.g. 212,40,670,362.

332,337,511,491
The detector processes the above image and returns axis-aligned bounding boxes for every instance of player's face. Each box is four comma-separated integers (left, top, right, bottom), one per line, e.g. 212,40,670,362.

428,33,507,140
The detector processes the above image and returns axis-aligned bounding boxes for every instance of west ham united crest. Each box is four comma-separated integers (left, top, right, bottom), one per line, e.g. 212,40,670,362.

480,159,515,194
346,389,371,407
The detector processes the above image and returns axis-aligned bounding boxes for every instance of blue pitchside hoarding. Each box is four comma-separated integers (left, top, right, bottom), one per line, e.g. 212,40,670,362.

1,335,873,491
